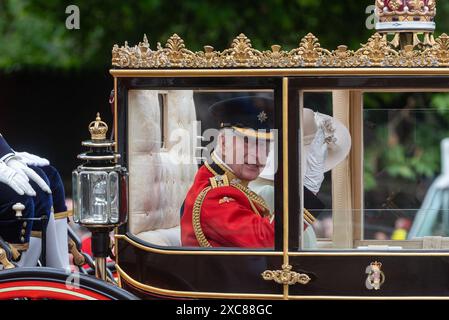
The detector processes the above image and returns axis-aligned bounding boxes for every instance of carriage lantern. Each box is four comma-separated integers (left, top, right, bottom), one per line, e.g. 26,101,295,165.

72,113,128,280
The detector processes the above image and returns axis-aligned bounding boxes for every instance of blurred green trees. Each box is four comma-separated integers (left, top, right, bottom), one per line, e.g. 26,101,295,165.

363,92,449,196
2,0,449,209
2,0,376,70
3,0,449,71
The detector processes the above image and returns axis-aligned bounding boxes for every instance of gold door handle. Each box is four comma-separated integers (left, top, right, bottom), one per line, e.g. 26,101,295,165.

261,264,311,285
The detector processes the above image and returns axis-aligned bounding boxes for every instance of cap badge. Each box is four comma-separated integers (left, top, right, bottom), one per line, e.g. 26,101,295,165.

258,111,268,123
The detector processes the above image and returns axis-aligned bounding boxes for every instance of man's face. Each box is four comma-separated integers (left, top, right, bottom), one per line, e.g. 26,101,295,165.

220,131,270,181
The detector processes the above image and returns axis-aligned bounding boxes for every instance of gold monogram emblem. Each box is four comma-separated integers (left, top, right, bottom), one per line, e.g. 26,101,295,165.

365,261,386,290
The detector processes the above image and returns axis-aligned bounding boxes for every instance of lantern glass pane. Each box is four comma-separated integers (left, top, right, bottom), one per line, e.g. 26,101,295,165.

80,171,109,224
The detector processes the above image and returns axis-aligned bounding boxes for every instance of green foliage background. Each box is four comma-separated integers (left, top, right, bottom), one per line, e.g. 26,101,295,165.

1,0,377,70
2,0,449,71
1,0,449,211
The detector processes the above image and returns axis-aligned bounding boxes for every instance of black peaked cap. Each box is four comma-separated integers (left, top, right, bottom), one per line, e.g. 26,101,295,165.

209,96,274,132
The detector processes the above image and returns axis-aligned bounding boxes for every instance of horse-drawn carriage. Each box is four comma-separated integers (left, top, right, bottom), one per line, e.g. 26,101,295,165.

2,0,449,300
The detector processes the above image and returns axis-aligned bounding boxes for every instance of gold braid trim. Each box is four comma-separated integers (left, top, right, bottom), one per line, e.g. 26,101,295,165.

204,161,219,176
230,182,270,216
192,179,273,247
31,231,42,238
192,186,213,248
54,210,73,220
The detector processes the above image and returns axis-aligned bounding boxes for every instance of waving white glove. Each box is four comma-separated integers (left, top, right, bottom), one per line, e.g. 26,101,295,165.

304,125,328,195
5,157,51,194
15,152,50,167
0,161,36,196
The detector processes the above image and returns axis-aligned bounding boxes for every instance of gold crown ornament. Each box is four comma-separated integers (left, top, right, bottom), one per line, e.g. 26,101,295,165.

111,1,449,68
376,0,437,47
88,113,108,140
376,0,436,32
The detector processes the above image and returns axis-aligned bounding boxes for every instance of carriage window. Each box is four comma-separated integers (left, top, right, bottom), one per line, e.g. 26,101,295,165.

127,89,279,250
299,91,449,251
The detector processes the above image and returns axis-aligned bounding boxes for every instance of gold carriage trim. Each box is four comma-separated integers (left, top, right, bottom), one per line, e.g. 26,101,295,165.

112,32,449,69
262,264,311,285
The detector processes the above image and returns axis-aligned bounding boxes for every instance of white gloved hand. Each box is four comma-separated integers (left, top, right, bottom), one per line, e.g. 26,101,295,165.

0,161,36,196
5,157,51,194
304,124,328,195
15,152,50,167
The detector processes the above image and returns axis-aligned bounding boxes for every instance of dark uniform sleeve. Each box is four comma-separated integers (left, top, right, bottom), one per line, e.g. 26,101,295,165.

303,186,325,224
0,134,14,162
304,187,325,210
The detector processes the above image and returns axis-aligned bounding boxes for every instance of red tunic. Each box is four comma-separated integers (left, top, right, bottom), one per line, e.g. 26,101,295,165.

181,164,274,248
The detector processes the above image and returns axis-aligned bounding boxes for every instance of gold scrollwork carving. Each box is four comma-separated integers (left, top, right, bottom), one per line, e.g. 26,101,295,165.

112,32,449,69
261,264,311,286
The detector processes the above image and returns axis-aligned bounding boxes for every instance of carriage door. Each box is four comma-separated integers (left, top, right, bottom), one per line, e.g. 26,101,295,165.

115,75,291,299
285,76,449,299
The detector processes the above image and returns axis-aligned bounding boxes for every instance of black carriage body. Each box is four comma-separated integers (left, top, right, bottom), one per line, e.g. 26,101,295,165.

110,71,449,299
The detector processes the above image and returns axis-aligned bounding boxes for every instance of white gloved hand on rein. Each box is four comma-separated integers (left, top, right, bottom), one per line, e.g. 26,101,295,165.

15,151,50,167
5,157,51,194
304,124,328,195
0,161,36,196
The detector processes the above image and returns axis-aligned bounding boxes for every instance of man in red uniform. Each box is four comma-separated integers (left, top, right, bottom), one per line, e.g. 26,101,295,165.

181,96,322,248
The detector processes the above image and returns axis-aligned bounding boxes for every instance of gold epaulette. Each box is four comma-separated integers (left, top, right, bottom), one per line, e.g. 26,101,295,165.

209,174,229,188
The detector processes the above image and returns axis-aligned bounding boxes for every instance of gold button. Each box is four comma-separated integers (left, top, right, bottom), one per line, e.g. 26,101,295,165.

21,229,26,235
23,222,27,228
20,237,25,242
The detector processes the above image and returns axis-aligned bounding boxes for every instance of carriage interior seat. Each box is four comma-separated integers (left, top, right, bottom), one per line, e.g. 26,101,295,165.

128,90,198,247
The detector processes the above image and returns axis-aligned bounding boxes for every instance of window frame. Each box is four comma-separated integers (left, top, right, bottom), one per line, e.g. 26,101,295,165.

115,75,286,252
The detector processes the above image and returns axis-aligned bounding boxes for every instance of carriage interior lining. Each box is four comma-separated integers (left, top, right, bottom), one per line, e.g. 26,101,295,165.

128,90,198,247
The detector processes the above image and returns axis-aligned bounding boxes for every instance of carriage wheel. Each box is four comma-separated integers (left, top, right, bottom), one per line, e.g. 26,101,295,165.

0,267,138,300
